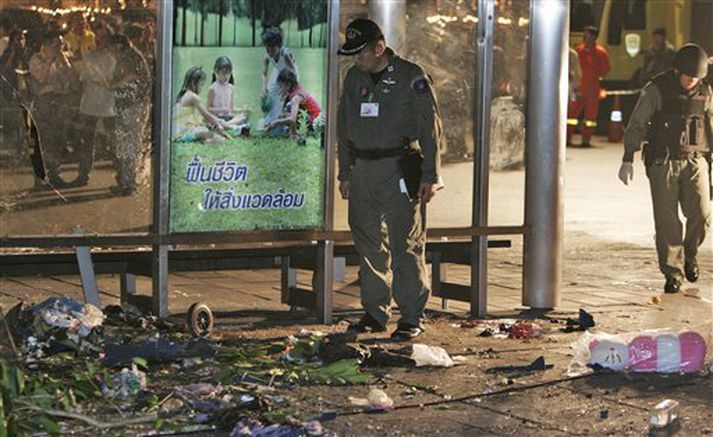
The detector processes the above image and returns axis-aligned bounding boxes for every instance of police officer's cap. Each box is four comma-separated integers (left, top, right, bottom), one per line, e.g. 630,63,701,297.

338,18,383,55
674,43,709,78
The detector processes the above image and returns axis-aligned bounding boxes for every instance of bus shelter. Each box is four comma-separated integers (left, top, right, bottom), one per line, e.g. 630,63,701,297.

0,0,568,323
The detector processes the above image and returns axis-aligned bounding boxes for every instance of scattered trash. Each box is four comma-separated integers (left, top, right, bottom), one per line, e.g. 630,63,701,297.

320,410,338,421
485,356,552,374
567,329,709,376
648,296,662,305
230,418,328,436
103,335,216,367
508,321,543,339
411,344,455,367
349,388,394,411
457,319,544,339
560,309,596,333
36,297,104,337
101,364,147,399
306,359,373,385
650,399,679,428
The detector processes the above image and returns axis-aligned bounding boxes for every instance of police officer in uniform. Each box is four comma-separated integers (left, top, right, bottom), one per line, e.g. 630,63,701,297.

618,43,712,294
337,18,442,340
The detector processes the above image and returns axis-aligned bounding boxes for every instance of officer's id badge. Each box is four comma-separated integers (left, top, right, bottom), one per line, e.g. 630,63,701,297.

411,75,432,94
360,102,379,117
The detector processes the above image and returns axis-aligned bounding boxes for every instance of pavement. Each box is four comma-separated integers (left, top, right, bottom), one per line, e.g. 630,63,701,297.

1,136,712,435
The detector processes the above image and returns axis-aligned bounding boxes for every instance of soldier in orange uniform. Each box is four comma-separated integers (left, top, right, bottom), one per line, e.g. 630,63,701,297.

567,26,611,147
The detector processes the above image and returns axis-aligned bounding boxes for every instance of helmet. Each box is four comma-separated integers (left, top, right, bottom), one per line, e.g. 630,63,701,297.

674,43,709,78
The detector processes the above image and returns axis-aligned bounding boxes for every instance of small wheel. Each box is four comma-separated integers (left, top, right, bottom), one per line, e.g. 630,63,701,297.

187,302,214,337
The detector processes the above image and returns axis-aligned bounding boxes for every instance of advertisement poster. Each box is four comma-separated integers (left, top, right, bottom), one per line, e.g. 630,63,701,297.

169,0,328,232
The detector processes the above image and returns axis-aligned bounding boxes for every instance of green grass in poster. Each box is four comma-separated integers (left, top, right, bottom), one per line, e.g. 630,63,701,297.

170,135,325,232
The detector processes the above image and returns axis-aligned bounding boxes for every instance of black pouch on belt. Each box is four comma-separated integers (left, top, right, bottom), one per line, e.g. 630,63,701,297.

399,138,423,199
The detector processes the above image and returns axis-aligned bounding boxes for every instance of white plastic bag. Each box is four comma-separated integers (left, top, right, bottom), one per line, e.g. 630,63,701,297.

411,344,455,367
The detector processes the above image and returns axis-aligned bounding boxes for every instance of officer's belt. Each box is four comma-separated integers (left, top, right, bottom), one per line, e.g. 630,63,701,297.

353,146,403,160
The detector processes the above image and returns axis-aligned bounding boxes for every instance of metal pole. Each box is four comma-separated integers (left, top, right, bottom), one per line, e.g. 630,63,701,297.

523,0,568,309
314,0,341,324
369,0,407,54
152,0,174,317
471,0,495,318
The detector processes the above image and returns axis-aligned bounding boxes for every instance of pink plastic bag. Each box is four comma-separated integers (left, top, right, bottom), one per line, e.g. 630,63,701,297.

567,325,711,376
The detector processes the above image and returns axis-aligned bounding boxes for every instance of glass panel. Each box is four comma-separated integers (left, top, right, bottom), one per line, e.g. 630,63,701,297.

488,0,528,227
334,0,477,230
169,0,328,233
0,1,156,236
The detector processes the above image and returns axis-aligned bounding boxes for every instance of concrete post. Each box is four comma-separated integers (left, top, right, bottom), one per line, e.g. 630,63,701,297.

369,0,407,53
523,0,569,309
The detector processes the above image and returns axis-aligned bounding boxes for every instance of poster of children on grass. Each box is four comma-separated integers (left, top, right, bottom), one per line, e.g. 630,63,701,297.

169,0,328,232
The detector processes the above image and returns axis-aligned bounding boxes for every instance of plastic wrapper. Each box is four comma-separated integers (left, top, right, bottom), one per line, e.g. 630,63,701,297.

567,325,711,376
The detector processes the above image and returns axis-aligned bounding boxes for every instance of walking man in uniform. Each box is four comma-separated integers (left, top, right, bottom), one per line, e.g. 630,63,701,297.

337,18,443,340
638,27,676,86
567,25,611,147
618,43,711,294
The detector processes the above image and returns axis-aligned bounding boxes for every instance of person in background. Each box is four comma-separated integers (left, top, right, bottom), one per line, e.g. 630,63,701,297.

0,29,30,100
617,44,711,294
567,25,611,147
568,46,582,117
28,31,74,187
64,14,96,60
75,22,117,187
261,26,299,125
639,27,676,86
264,68,321,139
0,23,10,58
109,33,151,196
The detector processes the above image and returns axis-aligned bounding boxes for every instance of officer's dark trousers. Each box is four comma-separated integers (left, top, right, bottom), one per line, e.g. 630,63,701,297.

348,157,430,327
646,157,711,280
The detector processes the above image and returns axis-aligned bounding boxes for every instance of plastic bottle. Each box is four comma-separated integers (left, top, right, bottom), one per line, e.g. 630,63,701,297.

650,399,679,428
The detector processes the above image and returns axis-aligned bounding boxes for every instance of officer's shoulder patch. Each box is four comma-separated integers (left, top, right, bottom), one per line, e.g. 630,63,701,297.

411,74,432,94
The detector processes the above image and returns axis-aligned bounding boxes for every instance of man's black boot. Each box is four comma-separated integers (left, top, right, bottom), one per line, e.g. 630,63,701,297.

684,260,699,283
664,276,682,294
390,322,424,341
350,313,386,333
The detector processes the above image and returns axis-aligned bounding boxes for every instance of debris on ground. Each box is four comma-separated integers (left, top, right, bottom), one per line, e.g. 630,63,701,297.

560,309,596,333
1,299,385,435
650,399,679,428
455,319,544,339
485,356,552,374
101,363,147,399
648,296,662,305
348,388,394,411
411,344,455,367
230,418,329,436
568,329,709,376
102,334,216,367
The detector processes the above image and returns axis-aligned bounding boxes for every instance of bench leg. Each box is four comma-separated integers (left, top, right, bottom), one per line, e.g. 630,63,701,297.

120,272,136,304
281,256,296,305
315,241,334,324
333,256,346,283
431,252,449,310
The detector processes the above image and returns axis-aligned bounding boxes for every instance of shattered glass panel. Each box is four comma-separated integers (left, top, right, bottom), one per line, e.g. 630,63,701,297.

488,0,528,226
0,1,156,236
334,0,478,230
